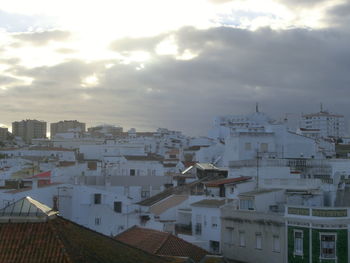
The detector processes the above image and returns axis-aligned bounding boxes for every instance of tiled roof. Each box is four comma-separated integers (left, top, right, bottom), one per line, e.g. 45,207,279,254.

150,195,188,216
0,198,171,263
138,187,175,206
115,226,208,262
205,176,251,187
138,176,224,206
32,171,51,178
191,199,227,208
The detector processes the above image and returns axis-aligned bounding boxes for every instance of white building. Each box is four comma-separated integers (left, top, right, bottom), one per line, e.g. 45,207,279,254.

299,109,346,139
191,199,228,253
79,141,145,160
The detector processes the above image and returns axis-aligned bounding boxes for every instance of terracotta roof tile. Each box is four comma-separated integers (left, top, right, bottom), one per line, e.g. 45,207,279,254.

0,216,170,263
205,176,251,187
115,226,208,262
191,199,227,208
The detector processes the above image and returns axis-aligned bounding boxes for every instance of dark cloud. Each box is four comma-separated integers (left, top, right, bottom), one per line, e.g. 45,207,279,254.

12,30,71,46
325,2,350,29
110,34,167,53
2,26,350,135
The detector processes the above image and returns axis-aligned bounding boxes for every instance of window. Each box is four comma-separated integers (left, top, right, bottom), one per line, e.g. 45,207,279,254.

210,240,220,254
88,161,97,170
294,230,303,256
211,216,218,228
141,190,150,198
195,223,202,235
260,143,268,152
245,142,252,150
224,227,234,244
255,233,262,250
169,154,177,159
273,235,280,252
95,217,101,225
130,169,135,176
239,231,246,247
114,201,122,213
240,199,254,210
320,234,336,259
94,193,101,204
195,215,202,235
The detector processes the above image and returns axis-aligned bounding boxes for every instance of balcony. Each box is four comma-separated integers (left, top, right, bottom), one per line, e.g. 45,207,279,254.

175,223,192,235
286,206,350,218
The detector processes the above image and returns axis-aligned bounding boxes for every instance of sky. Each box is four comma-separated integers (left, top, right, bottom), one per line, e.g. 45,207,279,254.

0,0,350,135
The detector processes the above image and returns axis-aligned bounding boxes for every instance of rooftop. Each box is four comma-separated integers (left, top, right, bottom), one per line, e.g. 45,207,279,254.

0,197,172,263
191,199,228,208
302,111,344,118
205,176,251,187
115,226,209,262
239,188,283,197
150,195,188,216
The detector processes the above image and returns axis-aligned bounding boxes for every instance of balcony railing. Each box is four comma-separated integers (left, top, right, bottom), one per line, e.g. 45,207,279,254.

286,206,349,218
229,158,331,169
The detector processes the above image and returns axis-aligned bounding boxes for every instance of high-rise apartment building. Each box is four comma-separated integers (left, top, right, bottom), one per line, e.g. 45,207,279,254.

50,120,86,138
299,109,345,139
12,119,47,144
0,127,8,141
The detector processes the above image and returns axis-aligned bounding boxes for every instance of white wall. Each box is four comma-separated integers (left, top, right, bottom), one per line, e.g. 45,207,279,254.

191,205,222,251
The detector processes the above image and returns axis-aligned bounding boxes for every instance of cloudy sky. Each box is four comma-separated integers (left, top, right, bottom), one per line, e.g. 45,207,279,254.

0,0,350,135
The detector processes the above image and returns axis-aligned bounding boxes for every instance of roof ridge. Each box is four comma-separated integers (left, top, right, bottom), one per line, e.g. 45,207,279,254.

169,234,208,253
154,232,172,254
47,220,75,263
